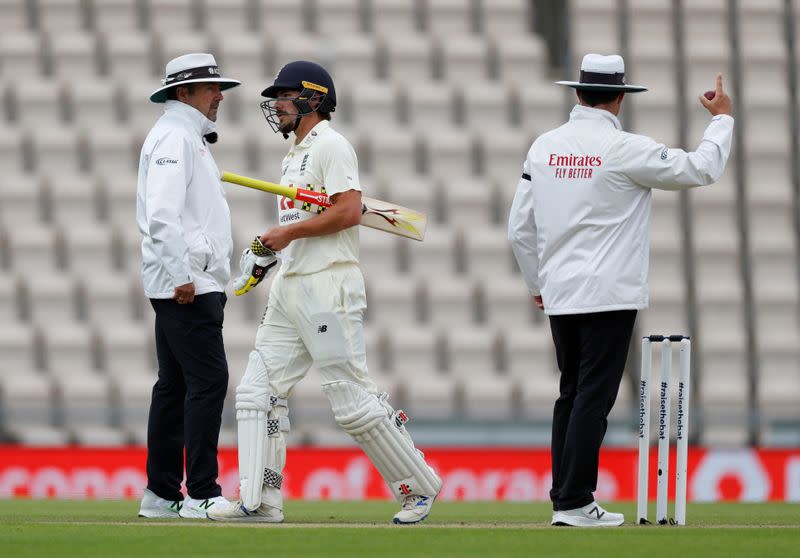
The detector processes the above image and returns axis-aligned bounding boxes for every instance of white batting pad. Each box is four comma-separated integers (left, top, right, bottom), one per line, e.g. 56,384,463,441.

322,380,441,500
235,407,266,510
235,350,289,511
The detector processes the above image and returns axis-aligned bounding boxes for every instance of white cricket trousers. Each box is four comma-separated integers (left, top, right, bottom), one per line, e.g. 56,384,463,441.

255,262,378,397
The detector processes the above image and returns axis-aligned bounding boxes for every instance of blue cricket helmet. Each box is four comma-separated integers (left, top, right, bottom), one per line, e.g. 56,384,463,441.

261,60,336,111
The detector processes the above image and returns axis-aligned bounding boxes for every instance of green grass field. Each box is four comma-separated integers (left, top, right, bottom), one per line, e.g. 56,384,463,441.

1,500,798,557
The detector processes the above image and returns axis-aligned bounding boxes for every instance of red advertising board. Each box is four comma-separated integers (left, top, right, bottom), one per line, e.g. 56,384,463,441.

0,446,798,501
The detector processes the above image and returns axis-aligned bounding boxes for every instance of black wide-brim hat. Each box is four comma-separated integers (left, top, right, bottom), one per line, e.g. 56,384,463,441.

150,52,241,103
556,53,648,93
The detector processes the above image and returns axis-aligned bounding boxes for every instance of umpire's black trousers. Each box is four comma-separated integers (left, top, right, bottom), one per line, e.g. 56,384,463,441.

548,309,637,511
146,292,229,501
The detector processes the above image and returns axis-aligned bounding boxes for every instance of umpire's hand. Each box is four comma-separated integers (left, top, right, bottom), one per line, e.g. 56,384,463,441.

699,74,732,116
173,282,195,304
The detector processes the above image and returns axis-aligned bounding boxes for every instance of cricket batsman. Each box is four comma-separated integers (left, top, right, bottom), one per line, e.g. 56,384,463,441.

209,60,441,524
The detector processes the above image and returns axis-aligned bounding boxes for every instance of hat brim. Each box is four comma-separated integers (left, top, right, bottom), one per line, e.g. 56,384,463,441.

556,81,648,93
150,78,242,103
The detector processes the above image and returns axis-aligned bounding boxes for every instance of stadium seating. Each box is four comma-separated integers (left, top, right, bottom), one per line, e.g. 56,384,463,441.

0,0,796,447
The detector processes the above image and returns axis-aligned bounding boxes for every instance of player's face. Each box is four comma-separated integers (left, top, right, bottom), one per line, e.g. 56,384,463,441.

273,90,302,134
180,82,224,121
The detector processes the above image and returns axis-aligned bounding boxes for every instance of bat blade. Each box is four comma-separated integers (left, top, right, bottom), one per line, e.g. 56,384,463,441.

222,171,427,241
360,196,427,241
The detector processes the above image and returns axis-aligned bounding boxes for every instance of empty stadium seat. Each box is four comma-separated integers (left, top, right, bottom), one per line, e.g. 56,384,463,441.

40,324,97,375
47,32,99,78
0,323,38,371
439,36,489,84
362,127,417,176
201,0,252,33
0,0,32,32
113,372,155,443
370,0,419,35
103,32,156,80
404,81,456,129
422,275,480,327
213,33,269,91
362,269,418,323
315,0,366,36
481,0,531,37
342,80,399,128
93,0,142,33
0,369,67,445
10,79,68,127
46,173,102,226
461,81,515,131
144,0,199,33
69,78,121,128
382,33,434,82
404,225,459,277
6,223,64,273
37,0,87,31
422,128,475,179
260,0,310,35
23,273,79,325
0,173,44,226
29,126,84,174
0,32,44,77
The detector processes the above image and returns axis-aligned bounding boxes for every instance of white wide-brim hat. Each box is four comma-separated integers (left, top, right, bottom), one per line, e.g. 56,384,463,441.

556,53,647,93
150,52,241,103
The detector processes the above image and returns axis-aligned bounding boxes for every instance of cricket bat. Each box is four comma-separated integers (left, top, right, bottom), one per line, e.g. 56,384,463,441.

222,171,427,241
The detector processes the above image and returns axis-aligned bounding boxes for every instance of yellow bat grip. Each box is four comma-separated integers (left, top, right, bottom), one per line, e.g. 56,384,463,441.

221,172,299,200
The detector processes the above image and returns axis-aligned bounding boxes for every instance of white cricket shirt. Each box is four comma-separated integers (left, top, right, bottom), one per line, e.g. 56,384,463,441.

508,104,734,315
136,101,233,298
276,120,361,275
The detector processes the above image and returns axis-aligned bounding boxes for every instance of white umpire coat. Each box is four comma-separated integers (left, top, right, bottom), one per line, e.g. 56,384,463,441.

136,100,233,299
508,104,734,315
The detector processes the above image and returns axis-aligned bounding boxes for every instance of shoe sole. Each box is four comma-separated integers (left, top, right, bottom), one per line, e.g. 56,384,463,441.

552,517,624,527
392,512,430,525
207,515,284,523
178,509,209,519
138,510,179,519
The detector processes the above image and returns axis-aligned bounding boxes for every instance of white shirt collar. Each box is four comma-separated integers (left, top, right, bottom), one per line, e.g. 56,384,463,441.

569,104,622,130
164,100,217,138
294,120,330,149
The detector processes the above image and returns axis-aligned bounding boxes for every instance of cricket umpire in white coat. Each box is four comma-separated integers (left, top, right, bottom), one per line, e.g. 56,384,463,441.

136,53,240,519
508,54,734,527
208,61,441,525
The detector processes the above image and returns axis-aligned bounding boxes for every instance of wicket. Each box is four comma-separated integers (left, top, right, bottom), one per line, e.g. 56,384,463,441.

637,334,691,525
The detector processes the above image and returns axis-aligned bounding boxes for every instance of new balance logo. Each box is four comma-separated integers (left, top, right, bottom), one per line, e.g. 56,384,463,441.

317,325,328,333
588,506,605,519
199,500,214,510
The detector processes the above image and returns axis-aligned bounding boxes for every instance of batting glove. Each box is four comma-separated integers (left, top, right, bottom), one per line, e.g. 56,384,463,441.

233,237,278,296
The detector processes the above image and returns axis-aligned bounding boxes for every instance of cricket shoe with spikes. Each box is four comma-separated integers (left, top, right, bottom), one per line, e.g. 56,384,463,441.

138,488,182,518
551,501,624,527
206,500,284,523
392,495,436,525
179,495,237,518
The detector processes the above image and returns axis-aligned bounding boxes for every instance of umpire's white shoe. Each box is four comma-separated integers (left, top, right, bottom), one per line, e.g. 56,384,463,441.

393,495,436,525
552,501,624,527
178,495,236,519
207,500,284,523
138,489,182,518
